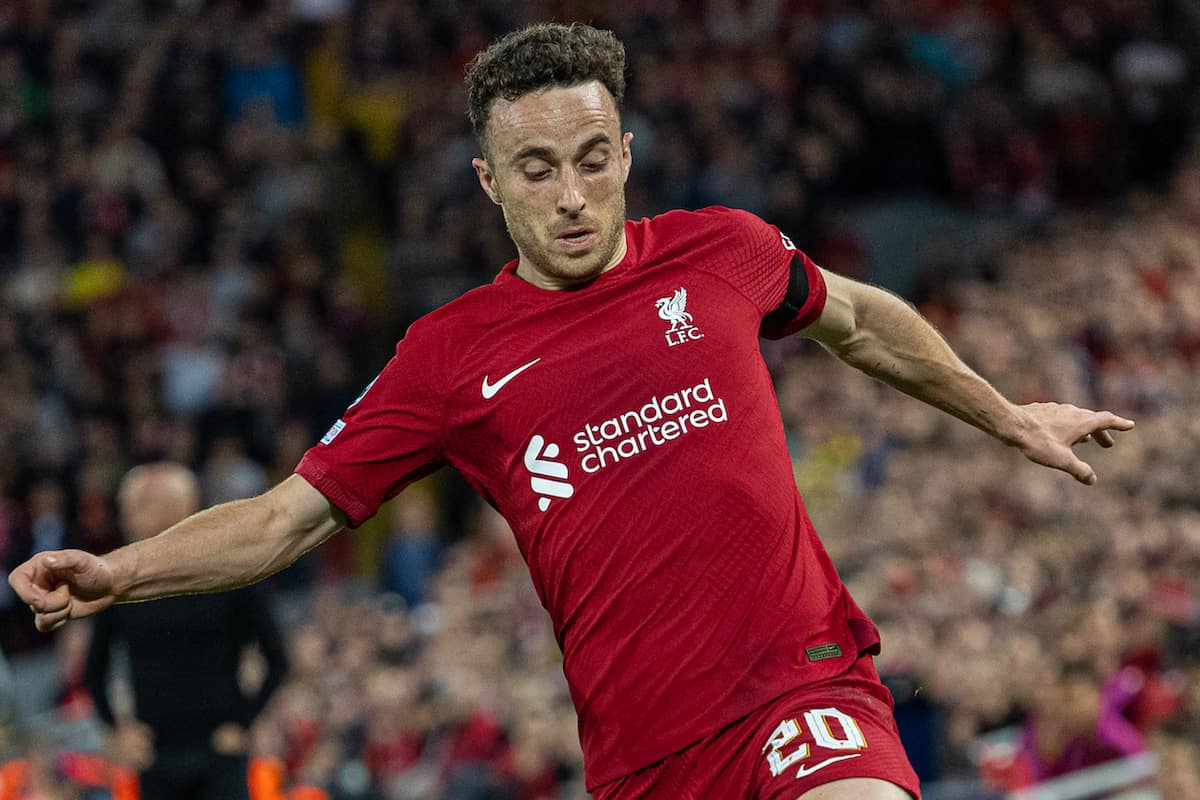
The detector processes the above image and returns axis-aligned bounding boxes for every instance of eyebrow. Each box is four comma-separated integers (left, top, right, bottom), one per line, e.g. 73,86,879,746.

511,145,554,166
510,133,613,167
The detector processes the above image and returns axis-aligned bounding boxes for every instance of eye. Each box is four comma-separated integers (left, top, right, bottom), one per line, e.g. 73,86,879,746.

581,158,607,172
525,169,551,181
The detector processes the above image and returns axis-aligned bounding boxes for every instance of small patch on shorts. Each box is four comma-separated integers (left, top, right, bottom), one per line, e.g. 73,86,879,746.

805,643,843,662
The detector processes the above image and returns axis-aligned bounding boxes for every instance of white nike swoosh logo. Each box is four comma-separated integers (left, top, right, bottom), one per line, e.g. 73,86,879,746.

794,753,862,779
481,358,541,399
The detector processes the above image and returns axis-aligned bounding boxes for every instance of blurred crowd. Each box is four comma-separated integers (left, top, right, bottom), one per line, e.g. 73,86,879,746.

248,505,586,800
0,0,1197,798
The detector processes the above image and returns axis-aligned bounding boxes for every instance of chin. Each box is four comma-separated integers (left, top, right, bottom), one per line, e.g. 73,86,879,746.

554,255,610,282
531,245,603,277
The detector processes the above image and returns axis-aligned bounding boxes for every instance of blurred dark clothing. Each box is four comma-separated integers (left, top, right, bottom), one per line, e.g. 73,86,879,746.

885,671,944,783
84,586,287,748
380,528,440,609
83,584,287,800
140,750,250,800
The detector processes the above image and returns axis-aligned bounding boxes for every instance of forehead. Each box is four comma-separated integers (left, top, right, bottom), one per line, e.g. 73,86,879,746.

485,81,619,158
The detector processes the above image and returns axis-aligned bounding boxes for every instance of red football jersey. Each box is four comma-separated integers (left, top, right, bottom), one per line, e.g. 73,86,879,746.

295,206,881,789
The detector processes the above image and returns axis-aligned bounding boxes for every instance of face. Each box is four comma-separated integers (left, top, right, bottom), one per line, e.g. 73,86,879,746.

118,466,199,542
473,81,633,290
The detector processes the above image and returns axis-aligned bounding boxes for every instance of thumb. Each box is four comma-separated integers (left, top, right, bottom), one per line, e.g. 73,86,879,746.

41,550,112,599
1063,453,1097,485
42,550,96,578
42,551,70,567
1028,443,1097,485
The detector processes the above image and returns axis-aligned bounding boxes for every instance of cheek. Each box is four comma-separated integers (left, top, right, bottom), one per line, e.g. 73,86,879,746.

508,201,542,230
588,173,624,204
511,184,557,215
499,200,542,242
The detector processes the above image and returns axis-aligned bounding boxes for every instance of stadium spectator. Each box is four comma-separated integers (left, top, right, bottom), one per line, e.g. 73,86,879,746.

83,463,288,800
379,483,442,610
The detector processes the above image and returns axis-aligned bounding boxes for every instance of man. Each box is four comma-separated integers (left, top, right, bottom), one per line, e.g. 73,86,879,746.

81,463,288,800
11,23,1133,800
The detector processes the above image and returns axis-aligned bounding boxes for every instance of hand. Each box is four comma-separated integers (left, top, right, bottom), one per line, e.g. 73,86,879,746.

1015,402,1135,484
107,721,155,770
211,722,248,755
8,550,117,632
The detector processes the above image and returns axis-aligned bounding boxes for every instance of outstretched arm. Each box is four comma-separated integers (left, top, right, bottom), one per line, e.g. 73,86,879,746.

802,268,1134,484
9,474,345,631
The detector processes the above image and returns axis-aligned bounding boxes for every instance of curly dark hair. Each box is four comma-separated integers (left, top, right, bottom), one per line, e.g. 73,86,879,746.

465,23,626,146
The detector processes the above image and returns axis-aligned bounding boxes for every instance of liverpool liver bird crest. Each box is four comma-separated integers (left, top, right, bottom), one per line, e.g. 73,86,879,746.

655,288,693,332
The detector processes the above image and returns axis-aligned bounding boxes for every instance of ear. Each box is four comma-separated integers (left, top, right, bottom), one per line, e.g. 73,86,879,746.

472,157,503,205
621,131,634,183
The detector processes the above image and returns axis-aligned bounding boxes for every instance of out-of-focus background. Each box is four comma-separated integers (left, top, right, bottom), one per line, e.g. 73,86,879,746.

0,1,1197,798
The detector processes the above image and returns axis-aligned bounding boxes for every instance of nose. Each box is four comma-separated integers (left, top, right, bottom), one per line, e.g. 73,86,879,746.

557,167,586,216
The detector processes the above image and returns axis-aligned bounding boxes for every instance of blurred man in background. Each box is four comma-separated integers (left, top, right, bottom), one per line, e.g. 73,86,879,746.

83,463,288,800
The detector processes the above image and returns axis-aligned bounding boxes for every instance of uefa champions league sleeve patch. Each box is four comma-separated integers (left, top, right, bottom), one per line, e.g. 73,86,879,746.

320,419,346,445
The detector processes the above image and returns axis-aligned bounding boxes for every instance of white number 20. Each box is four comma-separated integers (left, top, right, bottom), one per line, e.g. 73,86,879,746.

762,708,867,777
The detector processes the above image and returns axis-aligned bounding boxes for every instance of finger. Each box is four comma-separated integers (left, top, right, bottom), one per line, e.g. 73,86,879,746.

10,555,69,604
1074,415,1129,447
8,567,47,605
27,583,70,616
45,582,72,607
73,597,114,618
33,552,96,600
32,582,72,614
1098,412,1135,431
35,605,72,632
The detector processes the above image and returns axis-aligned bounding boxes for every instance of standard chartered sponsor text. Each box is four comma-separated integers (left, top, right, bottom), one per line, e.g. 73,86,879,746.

573,377,728,473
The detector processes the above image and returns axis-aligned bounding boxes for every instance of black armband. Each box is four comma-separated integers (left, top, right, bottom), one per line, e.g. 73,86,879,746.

759,251,811,339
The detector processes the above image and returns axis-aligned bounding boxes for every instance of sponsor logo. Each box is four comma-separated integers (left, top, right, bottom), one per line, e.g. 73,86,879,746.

655,287,704,347
794,754,863,778
483,358,541,400
521,376,729,509
524,435,573,512
572,377,727,474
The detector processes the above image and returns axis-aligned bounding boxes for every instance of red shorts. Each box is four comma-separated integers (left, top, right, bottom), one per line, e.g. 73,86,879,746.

592,656,920,800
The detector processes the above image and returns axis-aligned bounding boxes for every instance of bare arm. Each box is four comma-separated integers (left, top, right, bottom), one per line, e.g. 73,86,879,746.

802,267,1134,482
110,474,344,598
9,474,345,631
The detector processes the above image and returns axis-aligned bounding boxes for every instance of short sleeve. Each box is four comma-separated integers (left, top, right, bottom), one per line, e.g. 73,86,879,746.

295,320,448,527
694,207,827,339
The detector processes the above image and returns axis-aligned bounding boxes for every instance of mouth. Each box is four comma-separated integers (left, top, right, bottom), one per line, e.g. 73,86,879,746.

555,227,596,252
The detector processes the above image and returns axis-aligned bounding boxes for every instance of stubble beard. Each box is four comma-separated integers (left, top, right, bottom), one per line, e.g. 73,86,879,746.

505,196,626,288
